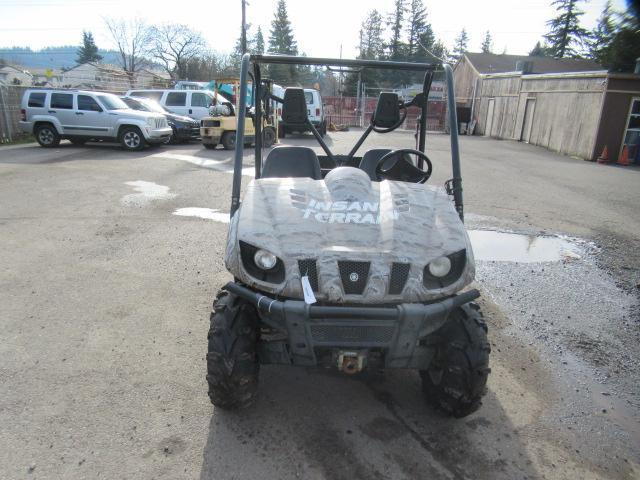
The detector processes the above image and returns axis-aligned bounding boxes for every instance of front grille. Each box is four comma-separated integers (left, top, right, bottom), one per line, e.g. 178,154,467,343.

298,259,318,291
310,325,395,344
389,263,410,294
155,118,167,129
338,261,370,295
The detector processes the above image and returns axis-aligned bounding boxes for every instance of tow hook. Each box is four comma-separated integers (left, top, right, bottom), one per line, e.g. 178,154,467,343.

337,351,366,374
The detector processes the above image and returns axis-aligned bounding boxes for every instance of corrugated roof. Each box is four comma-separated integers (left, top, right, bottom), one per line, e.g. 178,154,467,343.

463,52,602,74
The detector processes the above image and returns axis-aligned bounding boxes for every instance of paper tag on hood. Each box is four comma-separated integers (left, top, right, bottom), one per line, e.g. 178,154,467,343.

301,276,317,304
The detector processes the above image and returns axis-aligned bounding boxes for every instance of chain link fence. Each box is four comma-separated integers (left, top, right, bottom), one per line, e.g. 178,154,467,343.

323,96,446,132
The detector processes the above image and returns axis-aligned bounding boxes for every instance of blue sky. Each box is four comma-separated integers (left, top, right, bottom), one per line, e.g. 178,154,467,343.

0,0,627,57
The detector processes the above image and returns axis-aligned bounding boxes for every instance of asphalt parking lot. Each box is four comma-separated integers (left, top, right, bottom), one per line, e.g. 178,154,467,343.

1,131,639,479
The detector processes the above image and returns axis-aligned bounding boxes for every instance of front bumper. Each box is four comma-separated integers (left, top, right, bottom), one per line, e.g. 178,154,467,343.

145,126,172,143
175,124,200,141
225,282,480,369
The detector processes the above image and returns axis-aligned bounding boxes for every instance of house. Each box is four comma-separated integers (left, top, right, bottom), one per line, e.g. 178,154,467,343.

452,53,640,164
135,69,171,88
27,68,62,87
60,63,172,91
0,65,33,86
60,63,132,91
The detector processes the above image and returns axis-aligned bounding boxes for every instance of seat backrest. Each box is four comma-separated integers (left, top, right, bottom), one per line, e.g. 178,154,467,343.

373,92,400,128
358,148,392,180
281,88,308,125
262,146,322,180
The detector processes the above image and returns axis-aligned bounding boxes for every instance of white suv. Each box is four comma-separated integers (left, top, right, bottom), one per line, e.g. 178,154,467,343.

19,89,172,151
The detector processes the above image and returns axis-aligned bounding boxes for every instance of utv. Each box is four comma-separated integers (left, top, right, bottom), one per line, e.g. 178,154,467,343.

206,54,490,418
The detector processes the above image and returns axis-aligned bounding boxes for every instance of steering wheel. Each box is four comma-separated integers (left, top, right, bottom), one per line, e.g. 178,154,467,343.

375,149,433,184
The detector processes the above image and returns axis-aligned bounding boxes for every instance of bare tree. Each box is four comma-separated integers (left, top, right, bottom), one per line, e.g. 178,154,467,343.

150,24,206,80
104,17,152,86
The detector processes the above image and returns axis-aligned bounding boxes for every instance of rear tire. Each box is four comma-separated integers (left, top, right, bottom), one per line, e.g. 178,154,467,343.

206,291,259,409
221,131,236,150
263,126,276,148
35,124,60,148
420,303,491,418
119,126,145,151
319,121,327,138
203,143,217,150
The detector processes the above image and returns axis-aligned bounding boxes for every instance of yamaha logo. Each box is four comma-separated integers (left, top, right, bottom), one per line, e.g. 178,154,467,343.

349,272,359,282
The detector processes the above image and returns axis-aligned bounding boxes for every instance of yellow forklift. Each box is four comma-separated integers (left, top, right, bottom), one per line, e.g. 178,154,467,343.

200,77,277,150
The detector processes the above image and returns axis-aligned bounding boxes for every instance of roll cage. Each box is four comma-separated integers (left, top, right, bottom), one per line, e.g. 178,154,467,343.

231,53,463,221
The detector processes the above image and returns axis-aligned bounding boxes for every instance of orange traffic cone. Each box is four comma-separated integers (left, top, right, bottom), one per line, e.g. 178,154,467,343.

597,145,609,164
618,145,630,166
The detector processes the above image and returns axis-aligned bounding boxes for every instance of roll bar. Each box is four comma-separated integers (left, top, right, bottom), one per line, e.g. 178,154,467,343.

230,53,464,221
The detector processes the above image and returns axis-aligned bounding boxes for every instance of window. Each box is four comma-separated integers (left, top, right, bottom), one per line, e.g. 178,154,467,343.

50,93,73,109
191,92,211,108
96,95,128,110
166,92,187,106
77,95,102,112
304,91,314,104
28,92,46,108
131,91,163,101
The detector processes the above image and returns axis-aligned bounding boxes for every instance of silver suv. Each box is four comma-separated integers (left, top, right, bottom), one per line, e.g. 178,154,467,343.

19,89,172,151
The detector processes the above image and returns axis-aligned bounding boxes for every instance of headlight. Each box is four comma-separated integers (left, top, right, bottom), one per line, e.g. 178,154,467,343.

254,249,277,270
423,250,466,289
146,117,155,126
427,256,451,277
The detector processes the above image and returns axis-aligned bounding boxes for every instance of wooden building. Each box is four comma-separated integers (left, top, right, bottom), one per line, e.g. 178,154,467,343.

453,53,640,163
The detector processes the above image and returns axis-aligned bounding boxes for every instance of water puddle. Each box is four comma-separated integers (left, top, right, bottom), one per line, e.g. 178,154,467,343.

121,180,176,206
469,230,583,263
173,207,230,223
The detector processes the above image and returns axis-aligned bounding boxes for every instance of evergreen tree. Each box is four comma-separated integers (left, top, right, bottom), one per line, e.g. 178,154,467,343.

359,10,385,59
76,31,102,64
480,31,493,53
345,10,384,94
606,2,640,72
406,0,434,61
254,26,265,55
529,41,552,56
543,0,589,58
268,0,298,83
431,40,449,64
587,1,615,65
451,28,469,62
387,0,407,60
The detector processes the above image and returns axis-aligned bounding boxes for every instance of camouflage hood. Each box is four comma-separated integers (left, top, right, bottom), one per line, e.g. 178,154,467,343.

225,167,474,304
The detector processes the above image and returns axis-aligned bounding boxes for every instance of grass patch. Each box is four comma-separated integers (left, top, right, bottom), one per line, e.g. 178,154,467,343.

0,135,35,146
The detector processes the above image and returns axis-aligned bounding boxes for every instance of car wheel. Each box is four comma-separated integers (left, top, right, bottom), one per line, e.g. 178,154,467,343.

119,126,145,151
262,126,276,148
206,290,259,409
221,131,236,150
420,303,491,418
35,124,60,148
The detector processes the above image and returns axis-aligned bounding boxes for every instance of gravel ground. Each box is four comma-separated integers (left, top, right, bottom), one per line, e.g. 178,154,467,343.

0,131,639,479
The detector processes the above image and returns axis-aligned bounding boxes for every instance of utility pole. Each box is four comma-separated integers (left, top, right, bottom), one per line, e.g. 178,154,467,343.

241,0,247,54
